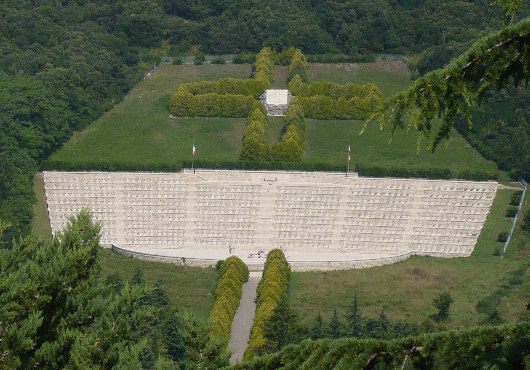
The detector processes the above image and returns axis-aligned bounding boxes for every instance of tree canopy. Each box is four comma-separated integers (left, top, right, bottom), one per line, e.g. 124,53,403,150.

370,15,529,155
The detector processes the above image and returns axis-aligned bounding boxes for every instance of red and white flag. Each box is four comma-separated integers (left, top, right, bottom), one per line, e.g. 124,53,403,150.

193,144,197,157
348,145,351,162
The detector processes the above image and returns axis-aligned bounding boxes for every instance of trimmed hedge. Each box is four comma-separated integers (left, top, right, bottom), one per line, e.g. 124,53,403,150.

176,78,269,98
305,53,375,63
244,249,291,360
276,96,305,161
233,53,257,64
41,158,500,182
253,47,275,87
240,102,269,161
169,47,275,118
169,91,256,117
287,48,308,82
455,169,500,182
209,256,249,344
40,160,183,172
288,76,384,120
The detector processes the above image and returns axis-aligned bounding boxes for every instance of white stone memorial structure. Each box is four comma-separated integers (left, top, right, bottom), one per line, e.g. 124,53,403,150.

43,170,497,271
260,89,292,116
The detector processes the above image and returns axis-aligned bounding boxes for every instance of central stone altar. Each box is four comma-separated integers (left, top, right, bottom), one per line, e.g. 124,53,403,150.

260,89,292,116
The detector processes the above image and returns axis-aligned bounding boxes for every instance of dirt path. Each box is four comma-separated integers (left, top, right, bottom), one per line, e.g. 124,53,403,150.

228,271,262,364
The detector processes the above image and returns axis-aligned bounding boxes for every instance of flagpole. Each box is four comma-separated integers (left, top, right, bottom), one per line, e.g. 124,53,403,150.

347,145,351,177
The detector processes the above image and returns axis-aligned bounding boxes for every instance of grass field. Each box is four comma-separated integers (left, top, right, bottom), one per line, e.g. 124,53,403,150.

288,188,530,328
99,248,218,319
48,61,501,176
32,173,52,239
50,64,252,165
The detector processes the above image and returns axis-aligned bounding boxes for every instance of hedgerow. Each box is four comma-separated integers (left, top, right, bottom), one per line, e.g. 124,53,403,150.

288,76,384,119
176,78,268,98
209,256,249,344
169,91,256,117
287,48,308,82
169,47,275,118
244,249,291,360
240,102,269,161
231,321,530,369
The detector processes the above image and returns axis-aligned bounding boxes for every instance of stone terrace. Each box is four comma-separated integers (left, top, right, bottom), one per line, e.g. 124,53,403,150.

43,170,497,271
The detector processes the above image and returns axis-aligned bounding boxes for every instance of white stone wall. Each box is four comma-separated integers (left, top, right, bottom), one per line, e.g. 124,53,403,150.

44,170,497,269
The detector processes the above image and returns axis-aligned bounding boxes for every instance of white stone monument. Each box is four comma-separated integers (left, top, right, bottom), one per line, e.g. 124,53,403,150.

260,89,292,116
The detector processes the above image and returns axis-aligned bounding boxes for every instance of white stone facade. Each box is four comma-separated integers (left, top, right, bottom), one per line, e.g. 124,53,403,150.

43,170,497,271
260,89,292,116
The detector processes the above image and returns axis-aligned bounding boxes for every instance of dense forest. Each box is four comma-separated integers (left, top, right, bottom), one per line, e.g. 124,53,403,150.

1,0,529,243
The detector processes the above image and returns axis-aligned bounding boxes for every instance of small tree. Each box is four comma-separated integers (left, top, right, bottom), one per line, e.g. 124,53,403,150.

433,291,454,322
262,294,304,353
328,308,343,339
310,313,324,339
345,293,363,338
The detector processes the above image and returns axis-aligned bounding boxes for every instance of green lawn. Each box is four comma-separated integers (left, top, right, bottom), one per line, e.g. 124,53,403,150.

49,61,501,177
288,189,530,329
303,119,499,172
307,61,412,98
99,248,218,319
32,173,52,239
50,64,252,165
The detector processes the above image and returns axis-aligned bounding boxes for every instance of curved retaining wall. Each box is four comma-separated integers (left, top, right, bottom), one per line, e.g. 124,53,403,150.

112,245,414,272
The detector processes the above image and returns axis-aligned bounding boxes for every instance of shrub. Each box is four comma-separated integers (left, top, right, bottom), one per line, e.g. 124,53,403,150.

194,52,206,65
522,210,530,231
510,191,523,206
497,231,509,242
244,249,291,360
209,256,249,344
172,57,183,65
505,206,518,218
211,56,226,64
233,53,256,64
493,247,501,256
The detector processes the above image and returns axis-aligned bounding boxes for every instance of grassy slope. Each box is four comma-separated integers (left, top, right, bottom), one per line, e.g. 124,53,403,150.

50,64,252,165
32,176,218,319
32,173,52,239
303,61,499,172
49,61,499,175
99,248,218,319
288,188,530,328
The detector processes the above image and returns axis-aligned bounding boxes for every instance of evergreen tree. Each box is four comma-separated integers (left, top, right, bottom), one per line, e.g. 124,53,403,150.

310,313,325,339
177,311,230,369
132,268,145,286
328,308,343,339
262,294,304,352
433,291,455,322
149,280,170,308
345,293,363,338
0,210,171,368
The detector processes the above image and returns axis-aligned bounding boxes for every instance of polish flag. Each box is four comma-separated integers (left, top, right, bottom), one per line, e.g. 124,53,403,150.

348,145,351,162
193,144,197,157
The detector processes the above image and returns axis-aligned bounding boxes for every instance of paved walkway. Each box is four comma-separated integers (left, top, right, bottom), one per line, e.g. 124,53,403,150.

228,272,262,364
